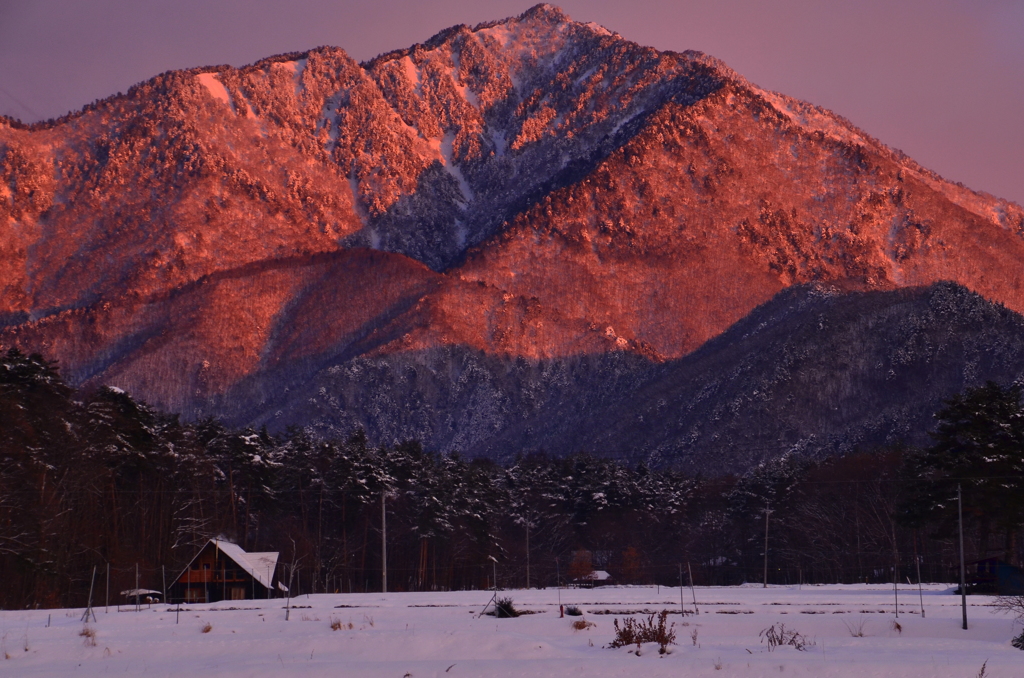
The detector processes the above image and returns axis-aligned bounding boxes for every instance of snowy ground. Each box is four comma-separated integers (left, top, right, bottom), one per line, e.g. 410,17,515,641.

2,584,1020,677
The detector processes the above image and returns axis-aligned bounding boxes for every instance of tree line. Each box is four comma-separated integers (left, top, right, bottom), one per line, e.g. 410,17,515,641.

2,347,1022,609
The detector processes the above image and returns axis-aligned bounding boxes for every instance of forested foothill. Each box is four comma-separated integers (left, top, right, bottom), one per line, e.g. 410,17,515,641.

2,347,1022,610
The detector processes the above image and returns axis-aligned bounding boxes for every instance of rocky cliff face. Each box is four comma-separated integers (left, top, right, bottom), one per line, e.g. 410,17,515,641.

2,5,1023,469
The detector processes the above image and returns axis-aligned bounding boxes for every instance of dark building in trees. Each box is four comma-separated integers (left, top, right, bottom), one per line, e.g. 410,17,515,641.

169,539,279,603
968,558,1024,596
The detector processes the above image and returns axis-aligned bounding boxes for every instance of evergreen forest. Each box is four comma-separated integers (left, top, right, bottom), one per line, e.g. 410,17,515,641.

2,348,1022,609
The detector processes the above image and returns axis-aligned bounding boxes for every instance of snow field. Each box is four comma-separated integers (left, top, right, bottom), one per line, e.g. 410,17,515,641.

1,584,1019,677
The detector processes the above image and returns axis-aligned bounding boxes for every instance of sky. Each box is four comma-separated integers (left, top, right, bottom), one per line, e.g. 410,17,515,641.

0,0,1021,205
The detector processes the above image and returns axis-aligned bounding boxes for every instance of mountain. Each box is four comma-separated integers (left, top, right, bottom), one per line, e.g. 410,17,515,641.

2,5,1023,470
566,281,1024,474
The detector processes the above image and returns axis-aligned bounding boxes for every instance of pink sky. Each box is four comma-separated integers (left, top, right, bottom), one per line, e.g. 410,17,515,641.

0,0,1021,205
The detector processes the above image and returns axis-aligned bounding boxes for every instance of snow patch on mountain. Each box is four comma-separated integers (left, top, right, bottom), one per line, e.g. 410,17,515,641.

401,56,423,96
197,73,232,109
440,132,473,203
584,21,613,37
275,59,307,97
755,88,867,147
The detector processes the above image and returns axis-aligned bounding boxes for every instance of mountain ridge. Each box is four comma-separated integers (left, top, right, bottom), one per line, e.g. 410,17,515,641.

2,4,1023,469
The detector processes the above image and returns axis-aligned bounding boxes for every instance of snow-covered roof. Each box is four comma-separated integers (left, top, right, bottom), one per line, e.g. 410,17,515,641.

211,539,279,589
582,570,612,581
175,539,279,590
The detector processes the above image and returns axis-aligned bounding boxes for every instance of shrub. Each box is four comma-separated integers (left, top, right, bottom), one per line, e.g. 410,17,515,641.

79,626,97,647
759,624,811,651
609,610,676,654
200,622,212,634
842,618,867,637
565,605,583,617
571,619,596,631
995,596,1024,649
494,597,519,618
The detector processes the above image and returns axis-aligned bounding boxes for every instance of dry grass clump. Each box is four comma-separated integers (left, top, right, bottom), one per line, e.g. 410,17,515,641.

200,622,212,634
329,617,354,631
79,626,97,647
571,619,595,631
609,610,676,654
759,624,811,651
842,617,867,637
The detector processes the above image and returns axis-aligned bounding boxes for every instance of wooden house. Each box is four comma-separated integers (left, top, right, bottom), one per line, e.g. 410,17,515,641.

169,539,279,603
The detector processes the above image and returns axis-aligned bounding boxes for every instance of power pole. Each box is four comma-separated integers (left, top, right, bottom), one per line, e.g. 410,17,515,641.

914,532,925,618
688,561,699,615
763,501,771,588
678,564,685,615
958,484,968,630
381,492,388,594
525,520,530,589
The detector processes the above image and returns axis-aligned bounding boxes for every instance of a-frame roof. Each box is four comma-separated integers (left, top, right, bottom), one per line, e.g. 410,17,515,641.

175,539,279,589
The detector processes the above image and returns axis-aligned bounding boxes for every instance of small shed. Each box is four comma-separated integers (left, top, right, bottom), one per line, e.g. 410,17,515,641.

967,558,1024,595
573,570,614,588
169,539,279,603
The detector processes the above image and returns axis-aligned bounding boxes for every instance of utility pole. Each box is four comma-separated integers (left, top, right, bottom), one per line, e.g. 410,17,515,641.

525,520,530,589
893,523,900,619
958,484,968,630
763,501,771,588
914,532,925,618
688,562,699,615
678,564,685,615
381,492,388,594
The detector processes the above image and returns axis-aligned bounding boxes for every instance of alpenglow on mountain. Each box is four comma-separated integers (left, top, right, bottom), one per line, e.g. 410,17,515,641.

2,5,1023,471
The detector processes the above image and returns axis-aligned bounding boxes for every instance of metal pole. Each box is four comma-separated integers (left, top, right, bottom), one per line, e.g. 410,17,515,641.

763,502,770,588
381,492,387,594
526,521,530,589
921,557,929,622
958,484,968,630
894,568,899,618
688,561,699,615
893,522,900,618
679,564,685,615
135,563,140,612
81,565,97,623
